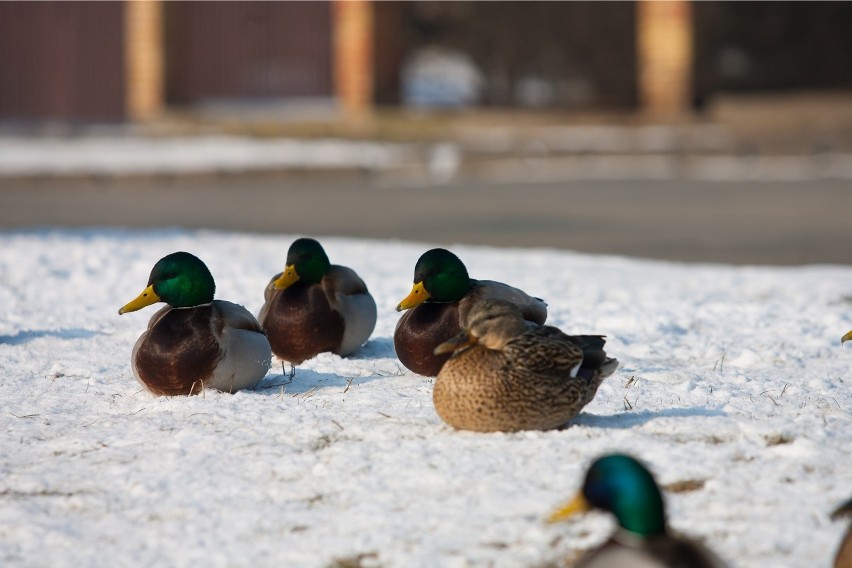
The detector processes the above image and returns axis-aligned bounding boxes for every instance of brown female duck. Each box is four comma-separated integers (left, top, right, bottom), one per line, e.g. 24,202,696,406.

432,299,616,432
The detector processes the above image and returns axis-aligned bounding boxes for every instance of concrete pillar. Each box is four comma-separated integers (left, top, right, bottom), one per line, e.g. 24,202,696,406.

124,0,164,121
637,0,693,117
333,0,374,119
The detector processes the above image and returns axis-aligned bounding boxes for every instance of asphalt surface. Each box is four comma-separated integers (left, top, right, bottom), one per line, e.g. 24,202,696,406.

2,174,851,265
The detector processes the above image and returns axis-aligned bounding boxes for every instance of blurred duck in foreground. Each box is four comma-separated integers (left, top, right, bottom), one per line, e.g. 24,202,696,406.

394,248,547,377
432,299,616,432
547,454,729,568
118,252,271,396
833,498,852,568
843,331,852,344
259,238,376,376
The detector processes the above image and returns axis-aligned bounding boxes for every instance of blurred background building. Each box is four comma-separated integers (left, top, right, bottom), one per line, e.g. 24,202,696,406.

1,0,851,124
2,1,852,265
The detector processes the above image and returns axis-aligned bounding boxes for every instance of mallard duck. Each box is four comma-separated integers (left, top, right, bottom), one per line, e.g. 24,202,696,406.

258,238,376,374
832,497,852,568
431,299,615,432
394,248,547,377
118,252,272,396
843,331,852,344
547,454,729,568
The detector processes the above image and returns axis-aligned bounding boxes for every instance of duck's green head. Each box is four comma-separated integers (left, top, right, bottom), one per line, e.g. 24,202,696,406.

273,238,331,290
547,454,666,538
119,252,215,314
396,248,471,311
843,330,852,344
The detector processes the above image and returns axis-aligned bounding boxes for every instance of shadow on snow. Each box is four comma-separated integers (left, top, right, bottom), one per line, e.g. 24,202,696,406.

572,406,727,429
0,328,105,345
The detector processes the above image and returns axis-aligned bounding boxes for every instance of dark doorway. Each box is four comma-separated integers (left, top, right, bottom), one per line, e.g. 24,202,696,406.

693,2,852,108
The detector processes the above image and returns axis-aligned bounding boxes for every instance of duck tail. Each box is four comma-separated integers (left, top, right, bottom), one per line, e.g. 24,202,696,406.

598,357,619,379
571,335,608,368
569,335,618,382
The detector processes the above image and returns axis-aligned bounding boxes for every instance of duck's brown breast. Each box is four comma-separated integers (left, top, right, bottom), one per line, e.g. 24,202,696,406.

394,302,460,377
261,283,344,365
135,304,221,396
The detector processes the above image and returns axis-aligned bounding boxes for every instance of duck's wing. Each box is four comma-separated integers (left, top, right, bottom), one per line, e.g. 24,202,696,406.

462,280,548,325
323,265,377,355
504,326,585,379
324,265,370,297
215,300,265,334
208,300,271,392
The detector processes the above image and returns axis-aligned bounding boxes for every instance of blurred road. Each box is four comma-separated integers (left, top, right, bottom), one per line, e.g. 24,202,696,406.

1,174,851,265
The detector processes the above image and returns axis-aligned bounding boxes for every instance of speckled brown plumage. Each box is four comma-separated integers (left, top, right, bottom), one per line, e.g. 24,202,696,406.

433,300,616,432
833,498,852,568
395,280,548,377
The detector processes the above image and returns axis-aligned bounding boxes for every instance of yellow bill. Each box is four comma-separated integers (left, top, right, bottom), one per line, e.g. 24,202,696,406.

396,281,430,311
434,331,477,355
842,330,852,344
546,492,591,523
118,284,160,315
273,265,300,290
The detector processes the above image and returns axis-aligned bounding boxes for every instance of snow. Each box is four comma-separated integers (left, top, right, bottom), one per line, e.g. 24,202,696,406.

0,136,414,176
1,228,850,567
2,134,852,182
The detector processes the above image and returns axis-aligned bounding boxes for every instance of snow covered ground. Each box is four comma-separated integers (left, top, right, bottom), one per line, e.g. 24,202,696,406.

2,134,852,182
0,136,414,177
1,228,850,567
